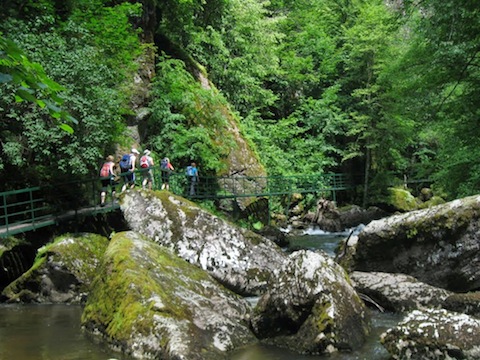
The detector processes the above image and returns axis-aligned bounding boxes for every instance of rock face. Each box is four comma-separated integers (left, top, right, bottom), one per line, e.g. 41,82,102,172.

443,292,480,318
120,190,286,296
337,205,390,229
250,250,370,355
82,231,256,360
303,198,343,232
0,237,36,292
339,195,480,292
350,271,452,312
222,113,268,210
1,233,108,304
381,309,480,359
302,201,390,232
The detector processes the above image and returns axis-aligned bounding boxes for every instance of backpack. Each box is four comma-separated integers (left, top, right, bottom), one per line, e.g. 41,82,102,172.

119,154,131,171
161,158,168,170
186,166,194,176
100,162,111,178
140,155,149,168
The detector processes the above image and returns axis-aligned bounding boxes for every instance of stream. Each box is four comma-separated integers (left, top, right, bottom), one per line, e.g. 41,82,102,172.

0,228,402,360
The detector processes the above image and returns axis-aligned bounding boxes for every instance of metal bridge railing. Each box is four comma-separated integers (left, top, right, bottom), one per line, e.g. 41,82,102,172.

0,168,352,238
0,187,55,236
167,172,352,199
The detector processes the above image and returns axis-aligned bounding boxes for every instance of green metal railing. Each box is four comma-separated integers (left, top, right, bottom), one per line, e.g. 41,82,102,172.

0,167,352,238
0,176,120,238
171,172,352,199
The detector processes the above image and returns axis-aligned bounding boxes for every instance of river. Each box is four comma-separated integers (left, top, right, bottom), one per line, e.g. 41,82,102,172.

0,229,402,360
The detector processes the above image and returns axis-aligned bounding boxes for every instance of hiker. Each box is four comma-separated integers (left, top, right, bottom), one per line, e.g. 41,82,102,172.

120,148,140,192
186,162,199,196
99,155,116,207
140,149,155,190
160,157,175,190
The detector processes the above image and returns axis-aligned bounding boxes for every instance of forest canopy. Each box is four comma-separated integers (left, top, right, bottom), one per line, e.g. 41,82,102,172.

0,0,479,204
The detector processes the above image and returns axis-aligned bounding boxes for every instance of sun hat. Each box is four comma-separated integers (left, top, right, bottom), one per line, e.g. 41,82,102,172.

131,148,140,154
144,149,151,156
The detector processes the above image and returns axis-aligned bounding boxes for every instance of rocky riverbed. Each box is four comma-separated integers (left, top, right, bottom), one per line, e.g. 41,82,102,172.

2,190,480,359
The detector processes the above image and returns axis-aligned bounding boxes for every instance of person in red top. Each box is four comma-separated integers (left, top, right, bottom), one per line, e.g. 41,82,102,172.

99,155,116,206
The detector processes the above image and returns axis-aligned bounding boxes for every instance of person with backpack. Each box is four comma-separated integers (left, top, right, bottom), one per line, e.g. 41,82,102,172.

160,157,175,190
140,149,155,190
99,155,116,207
120,148,140,192
185,161,199,196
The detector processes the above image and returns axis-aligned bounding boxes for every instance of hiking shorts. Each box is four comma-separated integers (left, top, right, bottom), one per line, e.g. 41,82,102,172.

161,170,171,184
121,169,134,184
101,178,116,192
142,168,153,182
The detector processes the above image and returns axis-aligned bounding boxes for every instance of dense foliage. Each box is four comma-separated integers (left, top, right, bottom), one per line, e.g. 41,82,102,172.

0,1,144,189
1,0,479,204
148,56,235,174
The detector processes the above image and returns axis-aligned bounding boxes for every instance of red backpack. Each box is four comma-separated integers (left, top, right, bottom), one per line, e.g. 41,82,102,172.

140,155,149,168
100,162,111,178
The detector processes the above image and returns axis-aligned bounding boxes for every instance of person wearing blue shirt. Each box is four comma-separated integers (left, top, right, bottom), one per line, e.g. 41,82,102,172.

186,162,199,196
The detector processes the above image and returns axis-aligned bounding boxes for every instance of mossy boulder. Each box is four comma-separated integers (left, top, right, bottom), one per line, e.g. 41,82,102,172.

418,195,446,209
81,231,256,360
387,187,419,212
381,309,480,359
250,250,370,355
119,190,286,296
1,233,108,304
339,195,480,292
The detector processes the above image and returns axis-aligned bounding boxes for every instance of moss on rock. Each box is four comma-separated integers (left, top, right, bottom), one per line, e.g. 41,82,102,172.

1,233,109,303
388,187,419,212
81,231,256,360
120,190,286,296
349,195,480,292
251,250,370,355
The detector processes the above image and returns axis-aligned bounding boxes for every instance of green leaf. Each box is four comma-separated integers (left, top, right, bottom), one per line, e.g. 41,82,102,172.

59,123,74,134
35,99,46,108
252,221,263,230
16,88,36,103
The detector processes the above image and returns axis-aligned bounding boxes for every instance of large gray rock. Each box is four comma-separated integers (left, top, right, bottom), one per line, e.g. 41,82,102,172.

120,190,286,296
339,195,480,292
381,308,480,359
82,231,256,360
1,233,108,304
350,271,452,312
250,250,370,355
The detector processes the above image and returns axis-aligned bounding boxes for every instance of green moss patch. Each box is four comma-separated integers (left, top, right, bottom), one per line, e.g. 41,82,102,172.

81,231,255,358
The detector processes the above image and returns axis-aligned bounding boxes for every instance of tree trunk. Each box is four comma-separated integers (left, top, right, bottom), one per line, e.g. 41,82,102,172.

362,147,370,208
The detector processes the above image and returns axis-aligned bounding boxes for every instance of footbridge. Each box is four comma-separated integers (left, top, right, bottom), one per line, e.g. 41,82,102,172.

0,168,353,238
